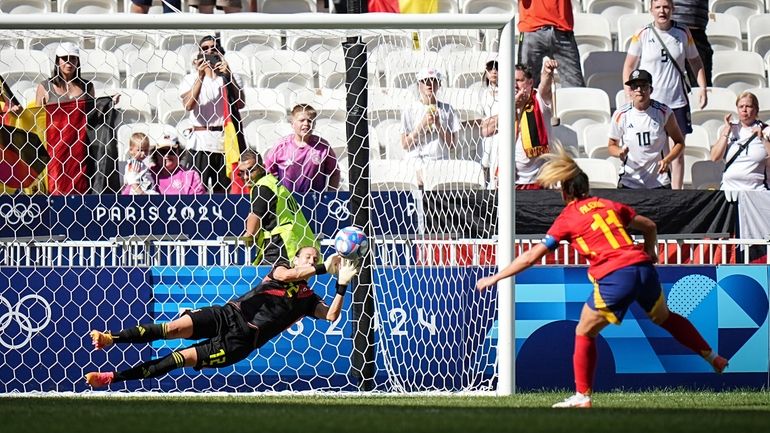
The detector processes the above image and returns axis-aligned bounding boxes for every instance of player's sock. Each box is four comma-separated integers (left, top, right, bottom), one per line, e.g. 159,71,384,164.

573,334,597,395
113,323,168,344
659,312,711,354
113,351,186,382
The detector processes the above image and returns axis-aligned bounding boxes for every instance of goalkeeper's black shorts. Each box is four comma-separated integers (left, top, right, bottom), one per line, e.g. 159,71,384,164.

183,304,255,370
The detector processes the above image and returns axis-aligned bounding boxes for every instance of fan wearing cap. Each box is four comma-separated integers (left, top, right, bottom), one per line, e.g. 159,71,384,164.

35,42,94,106
153,131,205,195
607,69,686,190
400,67,460,162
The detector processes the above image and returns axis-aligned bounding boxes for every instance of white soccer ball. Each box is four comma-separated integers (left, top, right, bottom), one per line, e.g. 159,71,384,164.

334,226,369,260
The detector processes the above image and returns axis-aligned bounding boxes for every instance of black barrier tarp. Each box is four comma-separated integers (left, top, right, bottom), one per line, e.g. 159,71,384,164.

423,189,735,238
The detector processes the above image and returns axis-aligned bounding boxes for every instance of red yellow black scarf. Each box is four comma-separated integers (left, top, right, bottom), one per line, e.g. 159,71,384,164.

516,90,549,158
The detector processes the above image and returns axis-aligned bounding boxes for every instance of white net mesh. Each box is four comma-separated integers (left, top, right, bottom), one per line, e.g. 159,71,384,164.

0,21,507,393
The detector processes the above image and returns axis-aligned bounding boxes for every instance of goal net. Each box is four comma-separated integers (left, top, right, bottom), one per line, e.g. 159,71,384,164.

0,13,514,393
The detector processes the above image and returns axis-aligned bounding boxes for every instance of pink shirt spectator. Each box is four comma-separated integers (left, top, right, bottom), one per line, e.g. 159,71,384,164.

264,134,339,194
156,169,205,194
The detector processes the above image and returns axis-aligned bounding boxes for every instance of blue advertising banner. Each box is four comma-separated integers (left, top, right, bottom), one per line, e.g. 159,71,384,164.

0,195,50,239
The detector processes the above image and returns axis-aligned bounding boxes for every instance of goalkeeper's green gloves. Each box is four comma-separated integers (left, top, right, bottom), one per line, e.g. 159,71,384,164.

335,258,360,296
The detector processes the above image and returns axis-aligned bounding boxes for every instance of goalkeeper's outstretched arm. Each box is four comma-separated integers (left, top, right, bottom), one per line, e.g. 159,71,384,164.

314,258,359,322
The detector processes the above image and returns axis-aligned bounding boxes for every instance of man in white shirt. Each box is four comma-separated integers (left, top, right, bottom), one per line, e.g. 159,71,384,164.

608,69,686,189
400,67,460,162
180,35,245,193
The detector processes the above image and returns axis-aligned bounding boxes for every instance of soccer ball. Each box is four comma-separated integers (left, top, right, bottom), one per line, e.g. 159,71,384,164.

334,226,369,260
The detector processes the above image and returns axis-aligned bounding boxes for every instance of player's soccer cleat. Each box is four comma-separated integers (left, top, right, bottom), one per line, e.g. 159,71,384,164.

552,392,593,408
84,372,114,388
90,330,113,350
711,355,729,374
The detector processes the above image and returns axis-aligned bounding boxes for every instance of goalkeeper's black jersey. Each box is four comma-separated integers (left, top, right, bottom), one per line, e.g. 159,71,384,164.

229,263,323,348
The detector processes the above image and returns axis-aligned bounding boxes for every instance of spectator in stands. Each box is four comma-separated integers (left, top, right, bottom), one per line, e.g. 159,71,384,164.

130,0,182,13
122,132,157,195
710,92,770,191
400,67,460,162
190,0,243,13
153,131,205,195
623,0,707,189
239,149,320,266
512,61,558,190
671,0,713,87
480,57,499,188
608,69,686,189
180,35,245,193
264,104,340,195
518,0,584,88
35,42,93,106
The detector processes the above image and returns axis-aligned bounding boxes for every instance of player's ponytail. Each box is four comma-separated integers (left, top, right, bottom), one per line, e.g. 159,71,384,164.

536,145,590,200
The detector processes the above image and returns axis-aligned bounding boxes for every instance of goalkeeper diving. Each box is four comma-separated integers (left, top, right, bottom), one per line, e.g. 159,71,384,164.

84,247,359,388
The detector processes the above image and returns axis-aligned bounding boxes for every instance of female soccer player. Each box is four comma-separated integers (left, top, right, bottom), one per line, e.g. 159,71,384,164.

84,247,358,388
475,147,728,408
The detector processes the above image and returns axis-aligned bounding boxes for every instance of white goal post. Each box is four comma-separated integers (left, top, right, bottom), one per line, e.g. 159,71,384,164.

0,12,516,395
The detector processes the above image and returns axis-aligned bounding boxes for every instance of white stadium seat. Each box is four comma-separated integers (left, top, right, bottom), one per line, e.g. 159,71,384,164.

462,0,516,14
375,121,406,160
420,29,482,52
745,87,770,121
222,30,282,59
0,0,51,13
709,0,764,36
553,87,612,139
384,49,447,89
285,87,346,122
712,51,767,95
222,52,254,90
125,49,187,104
315,47,346,89
747,14,770,61
110,88,153,124
58,0,117,13
422,160,486,191
251,49,314,91
616,13,649,52
691,160,725,190
581,51,626,110
705,13,743,52
574,157,619,189
684,125,712,161
442,87,485,122
156,32,211,73
0,48,50,101
573,13,613,60
155,88,187,126
258,0,316,13
369,159,421,191
688,87,737,143
98,32,158,76
239,88,287,128
585,0,645,35
445,49,495,89
80,49,121,91
551,124,581,157
582,123,612,159
314,120,348,158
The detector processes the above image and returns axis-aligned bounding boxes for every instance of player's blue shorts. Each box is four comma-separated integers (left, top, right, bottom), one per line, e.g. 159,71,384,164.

586,262,665,324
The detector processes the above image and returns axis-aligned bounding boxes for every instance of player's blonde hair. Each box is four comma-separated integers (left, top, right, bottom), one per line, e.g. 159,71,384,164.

536,145,590,199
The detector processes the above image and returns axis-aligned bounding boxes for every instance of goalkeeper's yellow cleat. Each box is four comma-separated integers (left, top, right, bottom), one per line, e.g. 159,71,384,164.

84,372,114,388
89,330,113,350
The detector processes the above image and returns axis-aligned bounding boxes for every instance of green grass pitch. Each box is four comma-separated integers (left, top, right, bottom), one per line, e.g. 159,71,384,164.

3,391,769,433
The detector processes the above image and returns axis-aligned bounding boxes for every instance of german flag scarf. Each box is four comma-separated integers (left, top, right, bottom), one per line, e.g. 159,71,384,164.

516,90,549,159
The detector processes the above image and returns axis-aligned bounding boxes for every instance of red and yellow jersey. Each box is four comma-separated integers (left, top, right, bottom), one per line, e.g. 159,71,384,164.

545,197,651,280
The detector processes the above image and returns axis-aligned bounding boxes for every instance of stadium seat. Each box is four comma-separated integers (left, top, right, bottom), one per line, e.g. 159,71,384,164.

125,49,187,105
239,88,287,128
422,160,486,191
221,30,282,59
369,159,421,191
684,125,712,161
437,0,460,13
80,49,121,91
745,87,770,121
615,89,629,110
376,121,406,160
616,12,649,52
712,51,767,95
747,14,770,61
0,0,50,13
258,0,316,13
550,124,581,157
98,32,158,78
157,32,211,73
581,51,625,110
58,0,117,13
252,122,293,156
0,48,50,101
442,87,485,122
420,30,482,52
553,87,612,139
314,120,348,158
444,49,493,89
285,87,346,122
286,31,345,54
222,52,253,90
251,49,314,91
688,87,737,143
585,0,645,35
573,13,613,60
582,123,611,159
709,0,764,36
683,153,707,188
691,160,725,190
705,13,743,52
155,88,186,126
315,47,346,89
385,49,448,89
26,36,83,61
109,88,152,125
574,157,619,188
368,88,407,127
461,0,516,14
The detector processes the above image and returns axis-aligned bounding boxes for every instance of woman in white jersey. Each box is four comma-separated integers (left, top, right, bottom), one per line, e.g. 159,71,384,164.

608,69,686,189
623,0,707,189
710,92,770,191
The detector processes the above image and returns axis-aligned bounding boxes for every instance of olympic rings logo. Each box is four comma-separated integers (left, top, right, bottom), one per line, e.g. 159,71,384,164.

327,198,351,220
0,295,51,350
0,203,42,226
